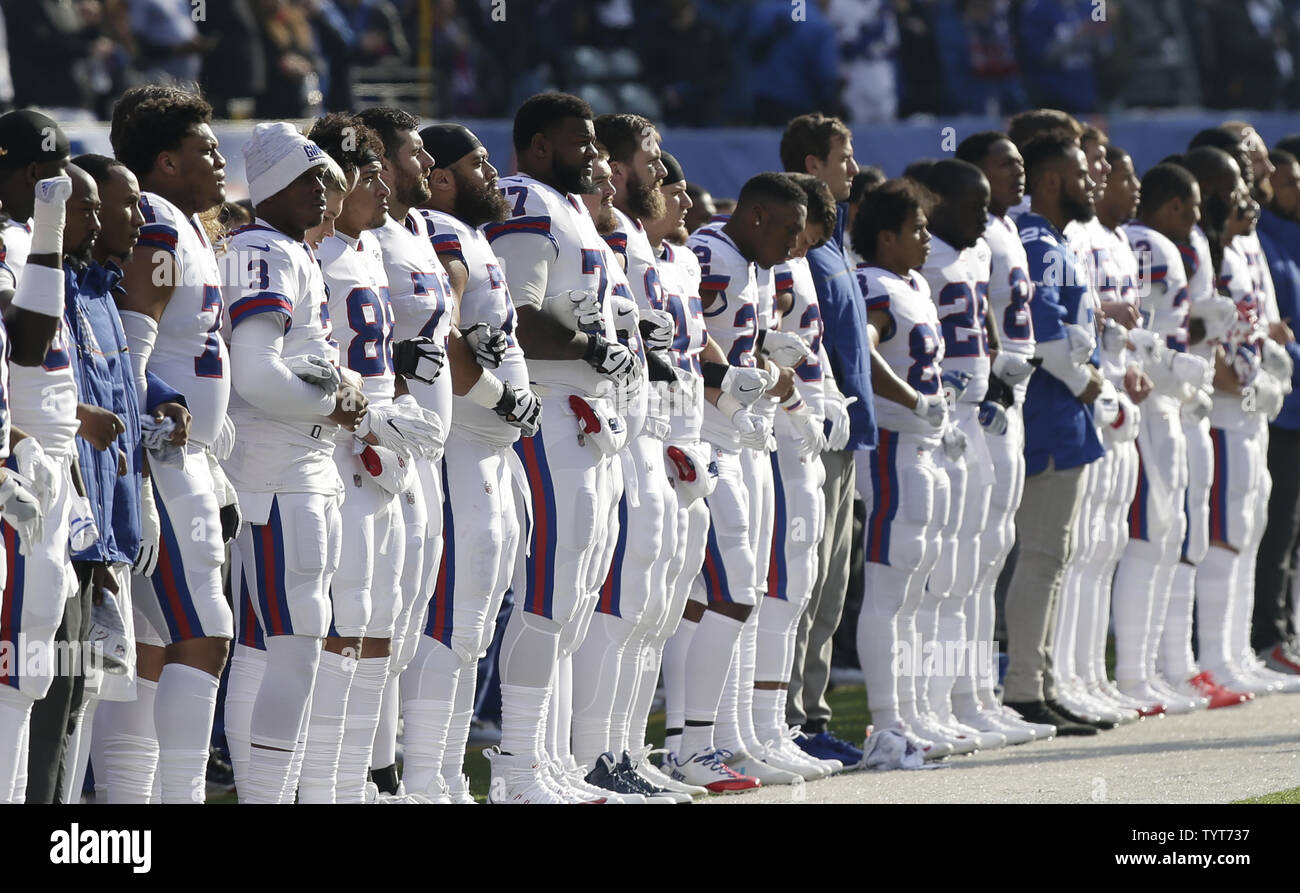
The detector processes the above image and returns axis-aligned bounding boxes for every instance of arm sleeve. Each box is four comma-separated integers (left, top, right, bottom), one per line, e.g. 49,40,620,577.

487,231,554,310
144,370,186,415
230,314,335,419
119,309,158,406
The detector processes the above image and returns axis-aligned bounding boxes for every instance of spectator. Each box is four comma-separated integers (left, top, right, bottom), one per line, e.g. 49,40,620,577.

336,0,408,66
3,0,107,115
640,0,733,127
931,0,1025,116
1194,0,1290,110
828,0,899,123
747,0,841,126
895,0,943,117
197,0,266,118
253,0,322,119
1017,0,1105,112
128,0,207,85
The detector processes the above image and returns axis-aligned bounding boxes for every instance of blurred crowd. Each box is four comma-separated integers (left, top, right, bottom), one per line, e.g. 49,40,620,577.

6,0,1300,126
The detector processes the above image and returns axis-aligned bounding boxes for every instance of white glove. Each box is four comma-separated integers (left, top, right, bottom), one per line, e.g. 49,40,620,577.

782,393,827,459
1230,344,1260,387
1180,386,1212,423
0,472,41,556
1261,338,1295,388
31,174,74,256
1094,379,1120,427
1110,392,1140,441
285,354,341,394
941,423,968,462
583,334,640,389
1127,328,1164,363
393,337,446,385
1168,351,1210,388
394,397,447,460
1099,319,1128,357
494,381,542,437
211,414,236,461
991,351,1035,386
941,369,974,407
135,477,160,576
977,400,1008,435
463,322,508,369
566,288,604,331
609,294,640,341
1065,324,1097,364
358,402,444,458
721,365,778,407
732,409,772,451
823,390,854,451
12,436,59,514
358,442,417,494
1252,373,1286,420
912,392,947,428
758,329,814,367
639,308,675,352
1192,296,1238,343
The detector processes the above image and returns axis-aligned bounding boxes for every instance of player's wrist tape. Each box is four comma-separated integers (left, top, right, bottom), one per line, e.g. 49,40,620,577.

716,391,743,419
701,362,728,389
781,391,805,412
645,350,677,383
466,370,506,409
10,263,66,317
582,333,605,365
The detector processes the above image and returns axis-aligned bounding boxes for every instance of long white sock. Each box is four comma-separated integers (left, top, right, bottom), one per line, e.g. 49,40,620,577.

155,662,220,803
92,678,159,803
736,607,761,752
499,683,550,760
0,687,33,803
441,660,476,785
223,646,266,794
713,644,743,753
66,698,96,804
608,627,646,757
570,612,630,766
1112,541,1160,684
628,637,662,752
681,611,742,757
549,655,574,766
284,688,311,803
1161,563,1199,681
243,635,321,804
1196,546,1237,674
399,636,460,794
753,688,785,745
497,608,560,759
298,649,355,804
858,562,916,729
337,655,389,803
372,676,399,771
661,617,697,754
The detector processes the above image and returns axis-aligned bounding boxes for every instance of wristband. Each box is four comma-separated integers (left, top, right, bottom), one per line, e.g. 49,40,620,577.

466,370,506,408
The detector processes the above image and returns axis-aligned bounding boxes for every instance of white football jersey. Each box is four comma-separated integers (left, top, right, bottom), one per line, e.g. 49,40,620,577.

1124,222,1190,353
0,220,31,292
774,257,826,417
138,191,230,447
0,318,9,460
1089,220,1140,381
983,211,1034,358
485,173,617,398
689,224,759,450
858,263,944,441
318,229,394,405
1211,241,1263,431
610,208,665,426
658,240,706,443
920,235,990,404
222,220,341,495
1235,231,1280,324
1186,225,1215,305
423,209,530,447
10,280,78,457
751,265,779,428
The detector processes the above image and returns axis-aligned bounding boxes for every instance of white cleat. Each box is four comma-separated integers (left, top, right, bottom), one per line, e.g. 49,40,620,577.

633,749,707,797
995,704,1056,741
755,739,827,781
481,747,570,804
1149,677,1206,713
444,774,477,804
667,749,761,794
724,748,803,786
908,714,978,755
955,709,1035,745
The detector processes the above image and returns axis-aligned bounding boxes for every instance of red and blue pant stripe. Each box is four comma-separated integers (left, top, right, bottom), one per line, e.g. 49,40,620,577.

514,434,558,619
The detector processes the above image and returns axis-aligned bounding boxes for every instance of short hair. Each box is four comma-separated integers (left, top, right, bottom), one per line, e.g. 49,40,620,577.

849,167,885,205
355,106,421,158
686,182,710,204
594,113,657,165
1105,144,1130,166
1181,145,1239,192
735,172,806,214
1080,124,1108,150
1007,109,1082,150
1188,126,1250,178
955,131,1011,166
308,113,384,173
902,158,937,183
921,158,986,201
1136,163,1197,217
319,154,350,194
779,113,852,173
1275,134,1300,160
1270,148,1298,170
1021,129,1080,194
785,172,837,237
111,85,213,178
592,140,610,161
512,92,592,153
70,153,128,186
850,178,934,262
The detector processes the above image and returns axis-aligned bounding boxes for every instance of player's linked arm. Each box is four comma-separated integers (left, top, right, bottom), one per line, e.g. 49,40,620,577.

866,308,921,409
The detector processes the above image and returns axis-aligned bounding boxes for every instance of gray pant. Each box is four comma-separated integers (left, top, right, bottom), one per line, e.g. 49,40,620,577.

1002,459,1087,704
787,448,856,732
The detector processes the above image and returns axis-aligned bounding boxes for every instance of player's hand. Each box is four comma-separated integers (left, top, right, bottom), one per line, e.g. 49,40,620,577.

330,383,368,431
285,354,342,394
782,395,826,459
941,369,973,408
978,400,1008,435
1261,337,1294,384
721,365,778,408
732,409,772,451
154,402,191,446
1269,318,1295,345
941,423,967,462
0,470,41,556
1100,301,1140,330
911,391,947,428
639,308,675,352
991,351,1034,386
359,402,443,457
583,333,639,387
1169,351,1211,388
135,478,160,576
566,288,604,331
1194,296,1238,344
1064,324,1097,364
824,390,854,451
393,337,446,385
1230,344,1260,387
463,322,508,369
767,363,796,399
1123,363,1152,404
1077,365,1105,404
12,436,58,513
220,503,242,544
77,403,126,451
609,294,640,341
758,329,814,367
494,381,542,437
1180,386,1212,423
1099,318,1128,356
1094,379,1120,426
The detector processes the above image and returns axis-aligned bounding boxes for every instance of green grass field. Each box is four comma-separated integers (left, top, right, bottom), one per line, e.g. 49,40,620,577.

1233,786,1300,804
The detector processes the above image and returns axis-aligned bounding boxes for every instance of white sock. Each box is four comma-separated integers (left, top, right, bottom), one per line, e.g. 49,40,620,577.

337,655,389,803
753,687,785,745
661,617,697,753
681,610,742,757
66,698,96,804
1161,563,1198,681
549,655,574,765
155,662,220,803
0,687,33,803
285,688,310,803
711,630,745,754
244,635,321,804
500,683,550,761
858,562,916,728
497,607,560,759
441,660,476,785
736,609,761,752
372,675,399,771
299,649,355,804
570,612,631,766
608,627,646,757
92,678,159,803
1196,546,1237,674
1112,541,1160,684
400,636,460,792
223,646,266,794
628,637,662,752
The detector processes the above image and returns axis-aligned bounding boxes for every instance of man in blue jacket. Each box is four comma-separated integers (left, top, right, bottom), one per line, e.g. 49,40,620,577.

1251,148,1300,675
1003,131,1106,735
780,114,876,763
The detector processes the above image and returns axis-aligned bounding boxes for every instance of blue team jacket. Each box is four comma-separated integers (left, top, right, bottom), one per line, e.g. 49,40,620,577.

1253,208,1300,431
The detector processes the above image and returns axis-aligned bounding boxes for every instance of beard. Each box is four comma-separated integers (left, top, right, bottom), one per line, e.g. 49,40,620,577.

554,154,594,195
397,172,431,209
593,203,618,235
626,170,666,219
1060,181,1095,224
452,170,509,226
668,224,689,245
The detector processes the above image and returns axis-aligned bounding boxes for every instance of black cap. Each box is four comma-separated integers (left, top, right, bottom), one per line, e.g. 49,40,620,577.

661,151,684,186
0,110,70,170
419,123,483,170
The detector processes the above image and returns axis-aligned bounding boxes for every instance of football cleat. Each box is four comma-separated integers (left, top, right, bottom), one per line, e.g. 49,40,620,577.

482,747,571,804
754,739,826,781
723,748,802,786
792,729,864,765
773,728,843,775
953,708,1035,746
1115,681,1170,716
615,752,687,803
445,774,478,805
635,749,707,797
1261,644,1300,676
668,749,761,794
1186,671,1251,709
577,755,645,804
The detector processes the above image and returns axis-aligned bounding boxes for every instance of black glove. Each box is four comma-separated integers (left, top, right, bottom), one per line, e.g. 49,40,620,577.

220,503,243,543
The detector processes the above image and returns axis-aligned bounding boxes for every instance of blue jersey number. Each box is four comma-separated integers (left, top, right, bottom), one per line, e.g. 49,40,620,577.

907,322,941,394
412,271,446,338
345,287,393,377
1002,267,1032,342
579,248,610,332
937,281,988,358
194,284,224,378
796,304,823,383
727,302,758,367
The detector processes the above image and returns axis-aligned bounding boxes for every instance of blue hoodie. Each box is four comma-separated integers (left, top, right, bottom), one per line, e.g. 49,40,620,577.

1255,207,1300,430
